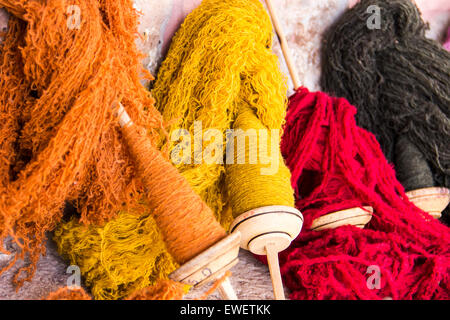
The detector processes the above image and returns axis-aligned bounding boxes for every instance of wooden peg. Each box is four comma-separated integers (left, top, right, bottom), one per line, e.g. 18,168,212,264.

264,0,301,90
169,232,241,300
230,206,304,300
311,206,373,231
406,187,450,219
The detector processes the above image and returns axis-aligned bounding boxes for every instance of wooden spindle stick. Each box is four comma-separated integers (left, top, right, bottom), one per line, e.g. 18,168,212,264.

112,103,240,300
265,242,285,300
265,0,301,90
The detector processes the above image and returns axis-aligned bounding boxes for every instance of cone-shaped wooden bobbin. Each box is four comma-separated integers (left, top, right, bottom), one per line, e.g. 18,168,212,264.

406,187,450,219
310,206,373,231
169,233,241,300
113,103,240,300
230,206,303,300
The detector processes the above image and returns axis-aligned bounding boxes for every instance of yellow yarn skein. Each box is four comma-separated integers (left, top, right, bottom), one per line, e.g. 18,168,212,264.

153,0,294,219
53,0,293,300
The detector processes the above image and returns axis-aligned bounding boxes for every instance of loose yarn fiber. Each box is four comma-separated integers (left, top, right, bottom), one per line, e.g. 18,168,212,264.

321,0,450,216
279,88,450,299
44,287,92,301
153,0,295,219
0,0,165,285
54,101,230,300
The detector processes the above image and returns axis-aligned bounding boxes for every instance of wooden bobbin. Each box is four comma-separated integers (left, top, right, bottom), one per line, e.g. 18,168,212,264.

230,206,304,300
112,103,241,300
406,187,450,219
310,206,373,231
169,233,241,300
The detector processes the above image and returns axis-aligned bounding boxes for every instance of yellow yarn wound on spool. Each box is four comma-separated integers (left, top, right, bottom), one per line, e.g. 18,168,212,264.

54,0,294,300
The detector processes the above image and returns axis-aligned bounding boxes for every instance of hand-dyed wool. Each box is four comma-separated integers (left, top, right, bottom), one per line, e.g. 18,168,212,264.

279,88,450,300
321,0,450,217
44,280,186,300
0,0,170,286
54,212,178,300
153,0,295,221
54,0,295,300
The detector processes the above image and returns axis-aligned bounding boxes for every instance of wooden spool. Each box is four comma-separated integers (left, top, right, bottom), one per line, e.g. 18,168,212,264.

406,187,450,219
113,103,241,300
310,206,374,231
230,205,303,300
169,233,241,300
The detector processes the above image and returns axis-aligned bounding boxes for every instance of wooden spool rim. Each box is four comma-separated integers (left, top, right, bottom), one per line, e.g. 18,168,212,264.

406,187,450,219
169,232,241,287
310,206,373,231
405,186,450,199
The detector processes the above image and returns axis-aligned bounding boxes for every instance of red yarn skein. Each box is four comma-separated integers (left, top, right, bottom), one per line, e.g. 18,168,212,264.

277,88,450,300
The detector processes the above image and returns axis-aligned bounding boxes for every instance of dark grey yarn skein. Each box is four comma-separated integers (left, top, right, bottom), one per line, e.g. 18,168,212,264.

321,0,450,218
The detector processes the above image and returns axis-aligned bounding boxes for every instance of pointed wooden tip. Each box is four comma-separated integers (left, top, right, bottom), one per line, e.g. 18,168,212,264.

217,277,238,300
265,242,286,300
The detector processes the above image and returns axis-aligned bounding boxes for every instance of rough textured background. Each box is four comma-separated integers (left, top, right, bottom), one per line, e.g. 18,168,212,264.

0,0,448,300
